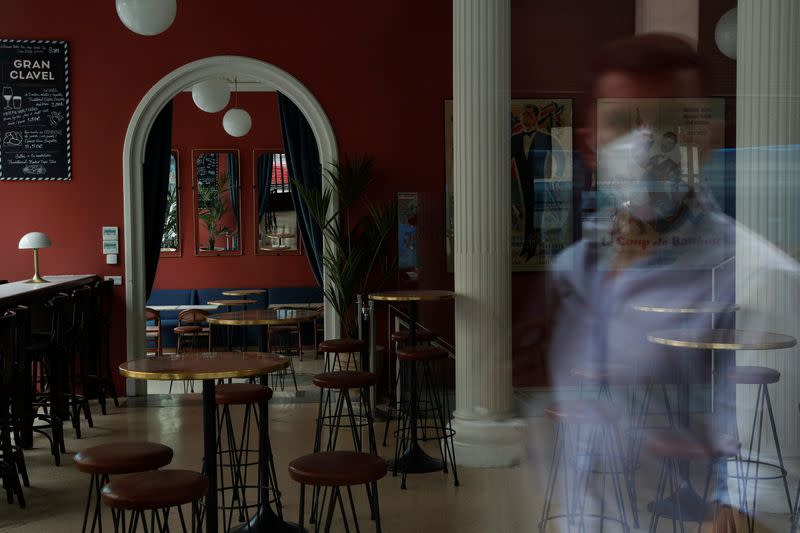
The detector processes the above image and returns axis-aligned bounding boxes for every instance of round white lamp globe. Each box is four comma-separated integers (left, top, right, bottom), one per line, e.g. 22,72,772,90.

191,79,231,113
715,7,737,60
223,108,252,137
116,0,177,36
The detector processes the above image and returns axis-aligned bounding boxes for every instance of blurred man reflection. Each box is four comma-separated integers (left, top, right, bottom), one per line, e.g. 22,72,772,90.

534,33,800,530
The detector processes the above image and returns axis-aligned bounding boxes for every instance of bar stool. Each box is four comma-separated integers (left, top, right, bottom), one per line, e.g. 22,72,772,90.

290,451,386,532
393,345,458,489
319,338,367,372
213,383,282,531
74,441,174,533
267,325,299,392
313,370,378,455
645,429,740,533
0,310,27,508
27,294,71,465
382,330,436,447
726,365,792,532
571,362,675,510
12,302,62,466
101,469,208,533
92,279,120,414
539,399,635,533
67,286,96,438
310,369,379,525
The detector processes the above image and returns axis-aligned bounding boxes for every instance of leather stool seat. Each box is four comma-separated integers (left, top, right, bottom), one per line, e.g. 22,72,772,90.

727,365,780,385
544,400,622,425
101,469,208,511
313,371,378,390
74,442,173,476
391,330,436,343
215,383,273,405
289,451,387,487
173,325,202,334
645,430,740,461
319,338,366,353
396,346,448,361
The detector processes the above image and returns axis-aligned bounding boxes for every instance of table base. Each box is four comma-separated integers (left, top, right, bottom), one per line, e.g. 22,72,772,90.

388,443,443,475
228,508,303,533
647,484,710,522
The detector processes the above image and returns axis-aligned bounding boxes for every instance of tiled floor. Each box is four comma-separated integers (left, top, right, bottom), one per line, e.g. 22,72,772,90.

0,355,795,531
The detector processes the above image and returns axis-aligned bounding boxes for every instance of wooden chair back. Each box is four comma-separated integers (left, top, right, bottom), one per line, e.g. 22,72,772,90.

178,309,209,324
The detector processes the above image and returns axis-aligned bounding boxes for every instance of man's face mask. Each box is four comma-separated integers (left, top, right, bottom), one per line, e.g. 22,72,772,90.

598,128,689,224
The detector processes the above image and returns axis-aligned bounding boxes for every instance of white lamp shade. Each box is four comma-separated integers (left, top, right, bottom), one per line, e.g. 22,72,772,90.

223,108,252,137
191,79,231,113
18,232,51,249
715,7,737,60
115,0,177,36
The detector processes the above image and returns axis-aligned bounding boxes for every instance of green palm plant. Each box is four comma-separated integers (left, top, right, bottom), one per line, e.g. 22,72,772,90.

293,154,397,337
198,172,232,251
161,187,179,250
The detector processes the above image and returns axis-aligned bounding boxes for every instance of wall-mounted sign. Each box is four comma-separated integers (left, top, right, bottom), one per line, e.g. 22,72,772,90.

0,39,71,181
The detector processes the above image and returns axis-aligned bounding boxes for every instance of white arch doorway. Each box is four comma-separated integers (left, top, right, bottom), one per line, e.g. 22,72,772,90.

122,56,338,394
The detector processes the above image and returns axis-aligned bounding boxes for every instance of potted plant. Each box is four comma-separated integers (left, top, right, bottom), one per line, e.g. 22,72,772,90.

294,155,397,337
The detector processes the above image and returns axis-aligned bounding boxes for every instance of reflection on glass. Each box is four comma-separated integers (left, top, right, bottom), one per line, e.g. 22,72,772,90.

194,150,241,255
160,151,180,254
255,151,300,254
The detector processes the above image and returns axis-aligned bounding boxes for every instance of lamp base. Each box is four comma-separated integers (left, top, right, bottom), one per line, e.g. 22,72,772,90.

25,274,49,284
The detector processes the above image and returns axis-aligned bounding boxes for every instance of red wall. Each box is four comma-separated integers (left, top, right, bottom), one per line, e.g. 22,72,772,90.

153,92,315,290
0,1,452,393
1,0,657,392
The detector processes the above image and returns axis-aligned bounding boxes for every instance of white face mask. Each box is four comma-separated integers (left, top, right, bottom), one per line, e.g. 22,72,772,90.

598,128,687,224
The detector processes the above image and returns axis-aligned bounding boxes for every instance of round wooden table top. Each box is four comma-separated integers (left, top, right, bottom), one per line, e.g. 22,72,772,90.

632,302,740,314
207,308,320,326
119,352,289,381
369,290,455,302
207,299,258,307
647,328,797,350
222,289,267,297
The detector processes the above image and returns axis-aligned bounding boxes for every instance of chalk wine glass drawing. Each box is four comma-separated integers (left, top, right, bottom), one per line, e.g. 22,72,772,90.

2,86,11,108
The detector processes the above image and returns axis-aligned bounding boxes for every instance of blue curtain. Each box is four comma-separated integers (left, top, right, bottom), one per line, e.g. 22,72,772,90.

277,92,323,286
227,153,239,250
143,101,174,299
256,152,274,221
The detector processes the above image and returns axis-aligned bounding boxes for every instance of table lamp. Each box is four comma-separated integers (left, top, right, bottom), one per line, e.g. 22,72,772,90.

18,232,52,283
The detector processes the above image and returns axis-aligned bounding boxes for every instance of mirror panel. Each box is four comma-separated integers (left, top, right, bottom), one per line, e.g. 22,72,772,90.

254,150,301,255
160,150,181,256
193,149,242,256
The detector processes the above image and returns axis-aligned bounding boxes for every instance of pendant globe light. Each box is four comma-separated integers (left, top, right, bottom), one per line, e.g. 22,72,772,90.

223,79,252,137
192,78,230,113
116,0,177,36
714,7,737,60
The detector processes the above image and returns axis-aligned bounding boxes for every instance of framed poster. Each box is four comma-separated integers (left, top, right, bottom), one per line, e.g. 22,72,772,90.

398,192,419,274
0,40,71,181
445,98,573,272
595,97,726,269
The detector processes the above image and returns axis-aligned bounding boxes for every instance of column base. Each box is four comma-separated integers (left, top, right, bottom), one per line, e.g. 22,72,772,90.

451,415,524,468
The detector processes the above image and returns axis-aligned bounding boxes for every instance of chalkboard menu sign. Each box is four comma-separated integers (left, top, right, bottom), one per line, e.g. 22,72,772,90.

0,40,71,181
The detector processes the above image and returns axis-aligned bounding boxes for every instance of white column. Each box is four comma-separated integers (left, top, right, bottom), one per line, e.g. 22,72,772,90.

452,0,522,468
635,0,699,47
736,0,800,469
